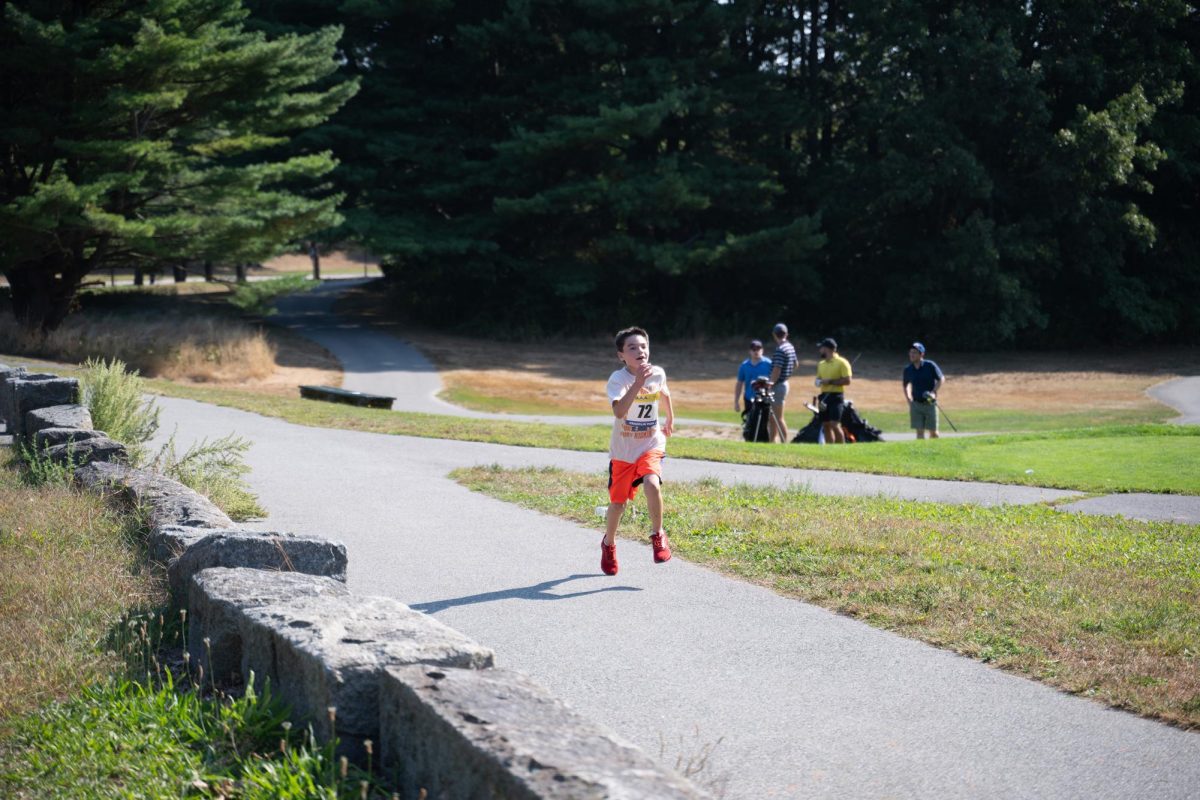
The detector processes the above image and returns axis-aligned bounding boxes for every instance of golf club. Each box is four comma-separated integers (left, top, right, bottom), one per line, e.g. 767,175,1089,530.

934,400,960,432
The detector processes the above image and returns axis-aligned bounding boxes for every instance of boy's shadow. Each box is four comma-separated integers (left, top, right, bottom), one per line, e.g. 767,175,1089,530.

411,573,641,615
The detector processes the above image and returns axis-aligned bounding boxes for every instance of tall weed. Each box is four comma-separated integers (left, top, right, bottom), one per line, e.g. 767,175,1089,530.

16,441,82,488
80,357,159,464
149,432,265,521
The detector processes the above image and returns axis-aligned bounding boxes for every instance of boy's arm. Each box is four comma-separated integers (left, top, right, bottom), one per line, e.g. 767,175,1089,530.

660,383,674,437
611,367,650,419
734,379,745,412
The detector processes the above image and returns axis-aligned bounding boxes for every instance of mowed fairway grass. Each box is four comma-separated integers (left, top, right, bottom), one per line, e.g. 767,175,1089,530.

1,354,1196,493
139,379,1200,494
455,466,1200,727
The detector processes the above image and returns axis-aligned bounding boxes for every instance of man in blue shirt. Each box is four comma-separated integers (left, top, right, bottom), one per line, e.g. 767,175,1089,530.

734,339,774,415
903,342,945,439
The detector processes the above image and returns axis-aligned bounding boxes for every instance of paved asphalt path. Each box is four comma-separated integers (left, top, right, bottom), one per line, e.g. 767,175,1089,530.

1149,376,1200,425
152,397,1200,800
275,279,1200,523
273,280,719,427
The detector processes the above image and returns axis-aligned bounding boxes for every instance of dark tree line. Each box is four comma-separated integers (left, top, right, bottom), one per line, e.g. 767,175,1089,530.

0,0,356,332
265,0,1198,346
5,1,1199,347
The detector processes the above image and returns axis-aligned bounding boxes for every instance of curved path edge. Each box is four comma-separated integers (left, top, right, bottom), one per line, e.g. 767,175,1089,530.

274,281,1200,524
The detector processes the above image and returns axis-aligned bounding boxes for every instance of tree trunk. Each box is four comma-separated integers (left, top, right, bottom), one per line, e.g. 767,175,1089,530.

308,241,321,280
3,258,83,333
173,264,188,282
134,268,144,286
235,262,247,283
204,260,214,281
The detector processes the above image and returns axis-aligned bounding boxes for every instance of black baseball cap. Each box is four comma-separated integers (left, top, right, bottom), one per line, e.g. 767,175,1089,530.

773,323,788,336
817,337,837,350
749,339,764,348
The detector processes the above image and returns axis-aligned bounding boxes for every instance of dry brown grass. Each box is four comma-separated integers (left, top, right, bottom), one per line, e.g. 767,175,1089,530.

335,285,1198,419
0,313,277,383
431,341,1198,416
262,249,381,277
0,449,162,722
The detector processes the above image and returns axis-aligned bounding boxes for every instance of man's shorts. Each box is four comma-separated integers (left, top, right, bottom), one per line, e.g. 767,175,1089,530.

818,392,844,423
910,400,939,431
608,449,664,504
773,380,789,405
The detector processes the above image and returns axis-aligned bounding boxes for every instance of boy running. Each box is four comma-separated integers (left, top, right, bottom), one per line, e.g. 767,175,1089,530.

602,326,674,576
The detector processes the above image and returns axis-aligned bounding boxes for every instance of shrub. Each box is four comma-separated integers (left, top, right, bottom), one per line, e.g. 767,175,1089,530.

80,358,160,464
228,274,315,317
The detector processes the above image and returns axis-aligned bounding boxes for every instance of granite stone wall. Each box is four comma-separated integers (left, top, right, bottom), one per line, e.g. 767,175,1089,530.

0,362,707,800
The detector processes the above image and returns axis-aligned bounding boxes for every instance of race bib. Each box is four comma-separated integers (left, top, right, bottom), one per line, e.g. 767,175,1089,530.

624,388,660,431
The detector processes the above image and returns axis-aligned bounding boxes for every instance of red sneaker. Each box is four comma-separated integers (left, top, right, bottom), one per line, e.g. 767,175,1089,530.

600,540,618,575
651,531,672,563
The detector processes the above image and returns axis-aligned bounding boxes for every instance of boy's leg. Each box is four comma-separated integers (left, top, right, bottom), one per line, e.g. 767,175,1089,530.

603,502,624,546
642,474,672,563
642,475,663,533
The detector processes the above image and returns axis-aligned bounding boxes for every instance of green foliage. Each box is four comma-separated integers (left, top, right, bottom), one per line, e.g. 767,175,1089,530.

228,274,316,317
0,676,390,798
80,358,161,463
149,432,266,521
250,0,1199,346
0,0,358,332
15,441,80,488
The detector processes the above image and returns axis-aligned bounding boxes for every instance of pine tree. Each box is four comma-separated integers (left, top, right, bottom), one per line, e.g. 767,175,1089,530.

331,0,823,334
0,0,358,331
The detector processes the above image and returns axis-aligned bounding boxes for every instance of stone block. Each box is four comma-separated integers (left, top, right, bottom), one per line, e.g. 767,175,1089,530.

43,436,127,467
34,427,108,450
379,666,709,800
237,594,493,750
6,376,79,438
74,461,234,531
148,525,219,567
166,529,348,607
187,567,351,686
25,404,93,440
0,367,38,432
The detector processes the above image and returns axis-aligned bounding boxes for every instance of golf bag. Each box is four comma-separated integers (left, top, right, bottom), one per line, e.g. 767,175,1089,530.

841,400,884,443
742,380,774,442
792,413,822,444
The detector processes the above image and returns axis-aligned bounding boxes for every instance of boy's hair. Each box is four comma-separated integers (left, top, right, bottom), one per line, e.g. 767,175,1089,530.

614,326,649,351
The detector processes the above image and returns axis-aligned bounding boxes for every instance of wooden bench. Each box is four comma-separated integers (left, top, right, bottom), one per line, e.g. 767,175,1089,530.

299,385,395,410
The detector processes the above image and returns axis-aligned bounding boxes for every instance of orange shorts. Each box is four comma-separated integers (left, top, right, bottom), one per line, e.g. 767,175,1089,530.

608,449,664,504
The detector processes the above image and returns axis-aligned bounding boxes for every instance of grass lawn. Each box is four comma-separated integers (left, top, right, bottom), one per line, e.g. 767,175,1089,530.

0,448,389,798
141,379,1200,494
680,405,1175,432
455,465,1200,728
0,448,157,723
4,351,1197,494
443,387,1177,433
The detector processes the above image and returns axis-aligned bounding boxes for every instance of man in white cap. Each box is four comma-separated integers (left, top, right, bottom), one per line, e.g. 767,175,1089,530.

767,323,797,442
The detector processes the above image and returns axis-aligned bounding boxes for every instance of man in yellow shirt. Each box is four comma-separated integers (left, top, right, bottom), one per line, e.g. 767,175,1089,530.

815,337,852,444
